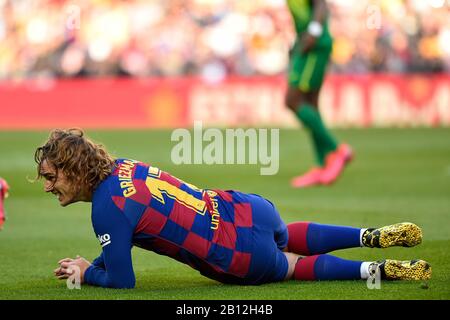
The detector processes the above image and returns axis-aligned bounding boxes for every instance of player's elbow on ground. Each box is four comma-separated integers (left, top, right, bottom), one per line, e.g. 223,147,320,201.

108,277,135,289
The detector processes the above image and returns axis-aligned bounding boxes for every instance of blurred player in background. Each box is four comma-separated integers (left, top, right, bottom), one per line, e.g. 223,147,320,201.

0,177,9,230
35,129,431,288
286,0,353,188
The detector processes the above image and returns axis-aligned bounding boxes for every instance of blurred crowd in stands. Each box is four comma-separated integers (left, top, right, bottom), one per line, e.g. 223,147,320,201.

0,0,449,80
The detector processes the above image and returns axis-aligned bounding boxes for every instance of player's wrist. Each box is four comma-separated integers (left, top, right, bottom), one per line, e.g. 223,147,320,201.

307,21,323,37
83,264,94,283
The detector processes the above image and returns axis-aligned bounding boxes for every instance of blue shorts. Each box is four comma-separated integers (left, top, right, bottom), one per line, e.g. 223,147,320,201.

238,193,289,285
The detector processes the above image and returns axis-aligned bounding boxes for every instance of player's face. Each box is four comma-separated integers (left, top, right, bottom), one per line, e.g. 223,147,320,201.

40,159,82,207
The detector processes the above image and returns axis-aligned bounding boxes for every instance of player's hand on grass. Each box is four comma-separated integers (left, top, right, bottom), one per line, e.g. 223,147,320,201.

54,257,74,278
54,255,91,283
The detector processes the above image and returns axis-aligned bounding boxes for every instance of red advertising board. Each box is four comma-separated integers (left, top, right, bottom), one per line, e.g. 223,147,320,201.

0,75,448,129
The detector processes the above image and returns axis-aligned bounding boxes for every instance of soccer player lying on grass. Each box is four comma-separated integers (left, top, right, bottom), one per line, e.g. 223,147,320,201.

35,129,431,289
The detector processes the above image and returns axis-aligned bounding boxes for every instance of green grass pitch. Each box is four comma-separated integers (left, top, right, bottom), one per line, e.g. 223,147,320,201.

0,128,449,300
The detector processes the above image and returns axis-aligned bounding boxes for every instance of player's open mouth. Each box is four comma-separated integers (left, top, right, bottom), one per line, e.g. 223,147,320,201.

53,191,63,201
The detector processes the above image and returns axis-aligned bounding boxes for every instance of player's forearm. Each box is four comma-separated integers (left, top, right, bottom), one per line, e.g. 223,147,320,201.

84,265,135,288
91,252,105,268
311,0,328,25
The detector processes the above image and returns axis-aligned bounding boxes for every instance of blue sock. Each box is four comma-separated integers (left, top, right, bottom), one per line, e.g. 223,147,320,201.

294,254,363,280
307,223,361,254
315,254,362,280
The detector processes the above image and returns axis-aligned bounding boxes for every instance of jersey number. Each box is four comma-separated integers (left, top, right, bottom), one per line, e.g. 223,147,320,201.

145,167,206,215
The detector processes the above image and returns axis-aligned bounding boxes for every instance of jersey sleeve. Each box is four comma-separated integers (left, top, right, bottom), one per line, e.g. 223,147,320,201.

91,252,105,268
84,199,135,289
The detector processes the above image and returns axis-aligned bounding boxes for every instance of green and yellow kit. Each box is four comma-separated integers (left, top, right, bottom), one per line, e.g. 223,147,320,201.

286,0,333,92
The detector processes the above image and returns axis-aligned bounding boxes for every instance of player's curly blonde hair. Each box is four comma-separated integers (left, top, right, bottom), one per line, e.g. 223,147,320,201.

34,128,116,192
